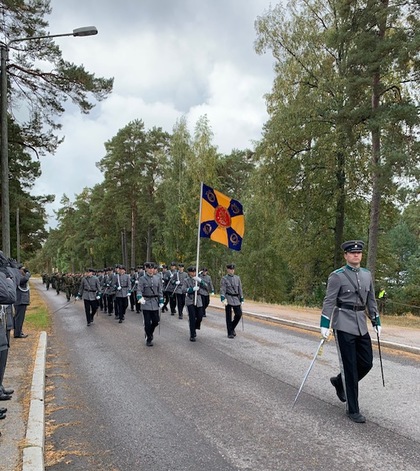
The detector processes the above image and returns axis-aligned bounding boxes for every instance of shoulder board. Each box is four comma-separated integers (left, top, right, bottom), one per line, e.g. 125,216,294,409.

333,267,345,274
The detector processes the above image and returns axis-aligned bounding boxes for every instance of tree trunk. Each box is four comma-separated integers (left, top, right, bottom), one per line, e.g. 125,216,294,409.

334,149,346,268
367,0,388,280
130,204,136,267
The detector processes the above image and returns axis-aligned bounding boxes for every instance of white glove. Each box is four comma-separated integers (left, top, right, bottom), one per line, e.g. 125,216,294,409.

175,280,180,285
321,327,330,339
158,303,164,309
96,296,100,300
374,325,382,337
223,299,228,306
193,276,202,282
192,286,199,291
138,297,146,305
117,286,122,291
75,296,80,301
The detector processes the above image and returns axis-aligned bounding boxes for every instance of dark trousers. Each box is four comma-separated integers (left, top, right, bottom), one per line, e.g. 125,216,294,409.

13,304,28,337
104,294,114,314
162,292,170,311
187,304,203,338
225,304,242,336
143,309,160,342
83,299,98,324
176,293,186,318
335,330,373,414
0,330,10,386
169,294,177,314
115,296,128,320
202,295,210,315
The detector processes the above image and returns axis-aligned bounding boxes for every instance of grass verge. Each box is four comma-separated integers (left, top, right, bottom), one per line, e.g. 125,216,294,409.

25,282,50,331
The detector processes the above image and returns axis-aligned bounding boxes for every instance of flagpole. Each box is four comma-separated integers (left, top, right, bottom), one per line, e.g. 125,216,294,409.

194,182,204,305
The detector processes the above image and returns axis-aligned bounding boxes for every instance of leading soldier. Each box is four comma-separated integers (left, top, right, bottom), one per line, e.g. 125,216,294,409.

320,240,381,424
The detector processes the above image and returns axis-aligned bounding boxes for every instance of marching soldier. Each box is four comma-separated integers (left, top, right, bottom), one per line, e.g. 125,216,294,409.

137,262,163,346
171,263,188,319
220,264,244,338
320,240,381,423
77,268,101,326
183,266,207,342
113,265,131,323
167,262,178,315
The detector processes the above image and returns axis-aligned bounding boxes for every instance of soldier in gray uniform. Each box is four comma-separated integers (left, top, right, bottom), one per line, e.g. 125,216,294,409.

170,263,188,319
320,240,381,424
220,264,244,338
137,262,163,346
183,266,208,342
77,268,101,326
113,265,131,323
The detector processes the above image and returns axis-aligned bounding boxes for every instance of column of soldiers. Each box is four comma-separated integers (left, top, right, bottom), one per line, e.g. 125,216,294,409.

42,262,243,344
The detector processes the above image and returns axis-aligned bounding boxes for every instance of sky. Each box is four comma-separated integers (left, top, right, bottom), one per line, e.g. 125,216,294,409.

31,0,278,227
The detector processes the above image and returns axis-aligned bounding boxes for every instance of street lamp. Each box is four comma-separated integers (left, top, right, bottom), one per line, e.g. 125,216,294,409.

0,26,98,257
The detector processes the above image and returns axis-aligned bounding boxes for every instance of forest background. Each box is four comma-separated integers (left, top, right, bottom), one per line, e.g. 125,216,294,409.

2,0,419,314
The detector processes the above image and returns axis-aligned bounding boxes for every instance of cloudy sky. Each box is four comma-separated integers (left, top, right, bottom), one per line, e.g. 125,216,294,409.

31,0,278,227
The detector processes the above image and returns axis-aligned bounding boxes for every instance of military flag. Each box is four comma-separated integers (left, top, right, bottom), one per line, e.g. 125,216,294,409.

199,183,244,251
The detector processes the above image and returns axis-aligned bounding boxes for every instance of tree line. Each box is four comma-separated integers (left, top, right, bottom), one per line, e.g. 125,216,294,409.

1,1,419,313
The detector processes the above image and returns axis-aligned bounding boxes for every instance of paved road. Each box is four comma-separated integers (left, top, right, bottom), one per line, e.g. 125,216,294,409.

38,280,420,471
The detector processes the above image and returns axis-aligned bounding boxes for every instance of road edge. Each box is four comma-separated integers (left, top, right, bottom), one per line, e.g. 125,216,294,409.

22,331,47,471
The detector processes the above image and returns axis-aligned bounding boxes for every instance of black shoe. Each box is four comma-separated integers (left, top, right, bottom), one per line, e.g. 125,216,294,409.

0,393,12,401
330,377,346,402
118,319,123,323
0,412,6,419
232,330,236,337
347,412,366,423
108,313,112,316
0,407,7,413
190,337,196,342
14,333,28,338
178,316,183,319
1,388,13,395
228,334,235,339
87,323,91,326
146,340,153,346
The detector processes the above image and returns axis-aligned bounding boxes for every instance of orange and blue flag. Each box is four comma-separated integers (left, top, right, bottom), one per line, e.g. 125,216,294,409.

200,183,244,251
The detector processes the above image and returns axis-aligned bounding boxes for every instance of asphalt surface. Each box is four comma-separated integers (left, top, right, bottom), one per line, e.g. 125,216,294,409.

2,278,420,470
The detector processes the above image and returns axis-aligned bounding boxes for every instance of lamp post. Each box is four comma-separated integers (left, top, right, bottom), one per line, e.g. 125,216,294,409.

0,26,98,257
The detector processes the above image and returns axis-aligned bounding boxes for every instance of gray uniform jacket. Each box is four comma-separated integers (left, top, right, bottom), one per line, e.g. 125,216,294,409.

321,265,379,336
113,273,131,298
220,274,243,307
15,270,31,305
0,272,17,352
137,274,163,310
171,271,188,294
182,276,207,307
199,274,214,296
79,275,101,301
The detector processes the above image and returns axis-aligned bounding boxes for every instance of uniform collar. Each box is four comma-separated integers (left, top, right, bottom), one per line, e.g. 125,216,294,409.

345,264,360,273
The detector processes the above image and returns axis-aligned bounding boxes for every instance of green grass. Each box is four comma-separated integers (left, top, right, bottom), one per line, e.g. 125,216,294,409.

25,284,50,331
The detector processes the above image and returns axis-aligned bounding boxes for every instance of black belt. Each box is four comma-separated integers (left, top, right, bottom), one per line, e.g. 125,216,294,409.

143,295,158,298
87,289,97,292
226,293,239,296
337,303,366,311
